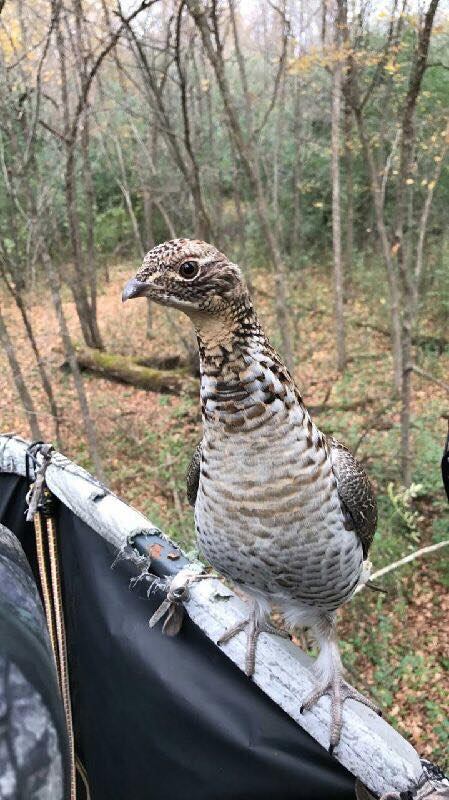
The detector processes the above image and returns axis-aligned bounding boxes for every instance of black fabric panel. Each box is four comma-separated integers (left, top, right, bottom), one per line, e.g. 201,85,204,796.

0,472,356,800
442,429,449,503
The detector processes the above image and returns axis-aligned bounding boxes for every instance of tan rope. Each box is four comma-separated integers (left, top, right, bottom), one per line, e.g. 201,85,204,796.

32,489,80,799
45,510,77,800
76,756,91,800
33,511,60,674
28,448,89,797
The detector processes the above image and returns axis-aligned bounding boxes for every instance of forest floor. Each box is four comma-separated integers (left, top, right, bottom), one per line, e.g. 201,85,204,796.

1,258,448,767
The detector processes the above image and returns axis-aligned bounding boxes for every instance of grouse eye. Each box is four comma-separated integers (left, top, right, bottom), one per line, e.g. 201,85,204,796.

179,261,199,280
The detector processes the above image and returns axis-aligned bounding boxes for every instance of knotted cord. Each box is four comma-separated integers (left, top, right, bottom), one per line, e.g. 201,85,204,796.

25,442,88,800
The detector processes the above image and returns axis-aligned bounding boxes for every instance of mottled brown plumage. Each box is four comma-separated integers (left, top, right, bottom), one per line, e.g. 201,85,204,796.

123,238,380,751
326,437,377,558
186,441,202,508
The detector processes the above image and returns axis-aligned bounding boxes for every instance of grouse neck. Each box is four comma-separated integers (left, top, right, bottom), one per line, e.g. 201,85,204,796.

191,298,264,367
192,300,299,426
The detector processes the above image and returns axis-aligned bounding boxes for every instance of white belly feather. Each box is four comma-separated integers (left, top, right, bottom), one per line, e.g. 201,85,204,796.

195,382,363,612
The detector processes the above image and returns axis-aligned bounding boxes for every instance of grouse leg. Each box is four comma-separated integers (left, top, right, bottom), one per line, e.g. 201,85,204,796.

217,600,288,676
300,614,381,753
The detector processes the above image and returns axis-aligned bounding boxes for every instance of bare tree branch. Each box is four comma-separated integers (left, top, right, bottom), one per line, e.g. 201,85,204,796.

425,60,449,71
67,0,160,148
252,2,290,140
407,364,449,394
355,541,449,593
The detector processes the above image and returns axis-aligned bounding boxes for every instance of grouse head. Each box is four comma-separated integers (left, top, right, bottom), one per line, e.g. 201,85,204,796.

122,238,246,317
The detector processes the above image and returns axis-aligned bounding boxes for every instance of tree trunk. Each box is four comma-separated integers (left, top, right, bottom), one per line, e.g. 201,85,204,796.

124,16,214,242
253,163,294,372
76,0,98,319
394,0,440,481
400,133,448,485
12,290,61,447
114,135,154,339
56,14,103,350
186,0,294,372
142,186,155,251
331,52,346,372
155,200,177,239
81,113,97,318
273,67,286,251
339,0,403,392
354,110,403,393
229,147,249,287
66,147,104,349
141,185,155,339
0,308,42,440
40,245,105,483
175,7,214,241
290,75,303,256
343,97,354,274
400,331,412,486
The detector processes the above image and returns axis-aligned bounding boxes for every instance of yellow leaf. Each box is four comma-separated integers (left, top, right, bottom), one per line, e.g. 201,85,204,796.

313,201,323,208
428,180,436,190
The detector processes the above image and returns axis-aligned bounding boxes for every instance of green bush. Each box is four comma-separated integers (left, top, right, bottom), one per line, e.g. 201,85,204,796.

95,205,133,255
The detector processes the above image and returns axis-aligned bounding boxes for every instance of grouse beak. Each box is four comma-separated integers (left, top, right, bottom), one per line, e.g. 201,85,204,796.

122,277,149,302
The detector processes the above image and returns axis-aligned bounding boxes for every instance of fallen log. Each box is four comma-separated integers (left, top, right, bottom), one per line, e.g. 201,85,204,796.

73,347,196,395
136,351,200,377
136,353,186,370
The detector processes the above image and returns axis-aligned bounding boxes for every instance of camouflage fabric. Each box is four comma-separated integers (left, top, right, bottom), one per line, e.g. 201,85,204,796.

0,523,65,799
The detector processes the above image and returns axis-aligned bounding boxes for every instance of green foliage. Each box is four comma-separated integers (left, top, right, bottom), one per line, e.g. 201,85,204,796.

95,205,133,256
386,482,425,543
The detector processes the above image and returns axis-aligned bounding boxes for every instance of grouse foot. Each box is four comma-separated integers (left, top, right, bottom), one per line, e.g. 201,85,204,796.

217,606,289,676
300,675,381,753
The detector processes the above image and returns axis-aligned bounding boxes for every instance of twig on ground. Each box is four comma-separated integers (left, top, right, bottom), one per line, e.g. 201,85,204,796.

407,364,449,394
354,321,448,352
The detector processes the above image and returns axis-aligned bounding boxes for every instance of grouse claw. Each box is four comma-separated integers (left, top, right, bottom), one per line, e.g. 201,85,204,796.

217,606,289,676
300,675,381,752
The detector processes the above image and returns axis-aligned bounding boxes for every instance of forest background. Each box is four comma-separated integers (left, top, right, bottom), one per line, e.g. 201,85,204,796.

0,0,448,766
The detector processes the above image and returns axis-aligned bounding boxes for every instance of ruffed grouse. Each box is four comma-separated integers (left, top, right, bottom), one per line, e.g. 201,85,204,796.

123,239,379,751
